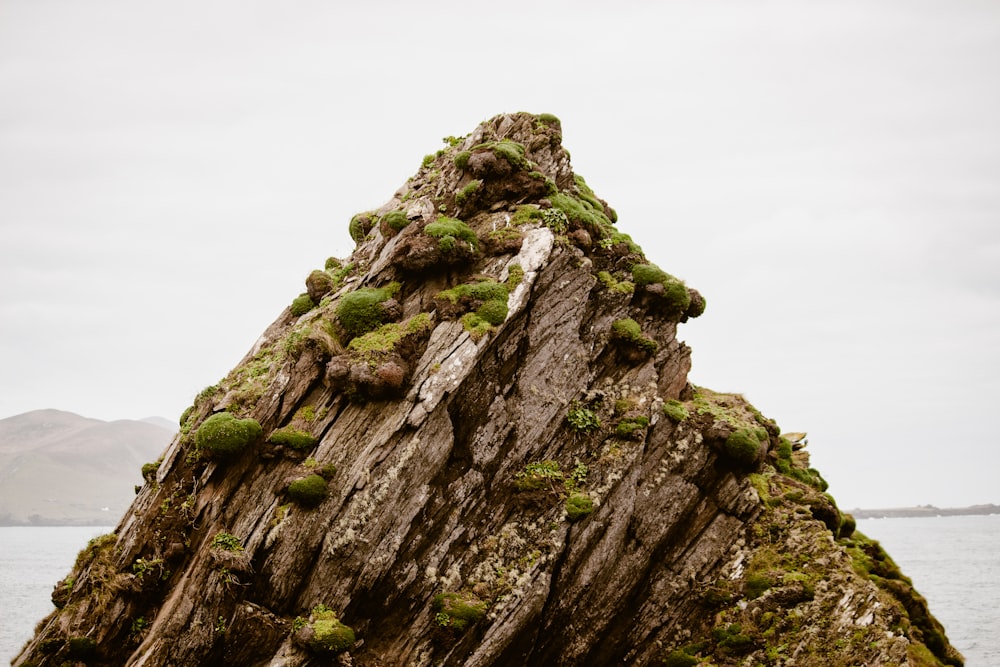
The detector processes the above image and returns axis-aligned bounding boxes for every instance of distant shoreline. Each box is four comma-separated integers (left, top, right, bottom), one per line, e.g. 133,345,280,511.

850,504,1000,519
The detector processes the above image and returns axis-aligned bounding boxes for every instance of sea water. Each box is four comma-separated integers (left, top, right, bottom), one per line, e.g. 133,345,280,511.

0,526,112,663
1,518,997,664
857,514,1000,666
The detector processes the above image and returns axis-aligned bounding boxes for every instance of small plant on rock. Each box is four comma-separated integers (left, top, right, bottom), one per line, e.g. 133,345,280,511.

514,460,564,491
210,531,244,552
566,404,601,433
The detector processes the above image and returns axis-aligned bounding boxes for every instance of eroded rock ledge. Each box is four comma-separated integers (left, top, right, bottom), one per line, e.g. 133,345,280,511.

14,113,962,667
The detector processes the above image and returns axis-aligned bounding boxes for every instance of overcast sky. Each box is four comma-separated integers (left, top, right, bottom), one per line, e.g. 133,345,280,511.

2,0,998,509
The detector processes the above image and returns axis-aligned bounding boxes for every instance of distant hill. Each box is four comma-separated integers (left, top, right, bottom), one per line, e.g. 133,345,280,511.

850,504,1000,519
0,409,175,525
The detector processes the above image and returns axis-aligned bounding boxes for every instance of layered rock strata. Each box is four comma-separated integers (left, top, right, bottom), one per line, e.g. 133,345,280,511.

14,112,962,667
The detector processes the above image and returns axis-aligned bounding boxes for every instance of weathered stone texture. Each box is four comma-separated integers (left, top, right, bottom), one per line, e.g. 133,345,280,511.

14,113,961,667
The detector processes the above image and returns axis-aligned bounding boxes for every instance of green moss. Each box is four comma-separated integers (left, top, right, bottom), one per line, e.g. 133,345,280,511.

631,263,668,287
432,592,487,633
744,572,773,599
565,492,594,522
306,607,355,654
490,139,530,170
631,264,691,314
437,280,508,333
422,154,436,168
141,460,161,483
210,531,244,552
663,649,699,667
506,263,524,288
437,280,508,304
453,150,471,170
381,209,410,232
549,191,611,232
572,174,607,214
348,212,375,244
713,623,754,653
511,205,544,226
724,428,766,467
662,399,689,422
596,270,635,295
839,513,857,539
608,231,642,254
346,313,433,362
336,284,398,340
455,179,482,206
537,112,561,127
475,299,508,325
425,216,478,250
195,412,262,457
615,416,650,438
288,474,329,508
610,318,657,354
268,426,317,451
291,293,316,316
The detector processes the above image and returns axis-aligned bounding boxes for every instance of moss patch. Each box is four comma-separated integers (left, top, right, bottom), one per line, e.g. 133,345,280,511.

632,263,691,314
268,426,317,451
663,399,689,422
565,492,594,522
335,283,399,340
610,318,657,354
195,412,262,457
432,591,487,634
291,293,316,316
425,216,478,251
288,474,329,508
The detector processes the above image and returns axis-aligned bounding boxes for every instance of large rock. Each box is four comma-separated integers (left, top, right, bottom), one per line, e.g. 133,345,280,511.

13,113,962,667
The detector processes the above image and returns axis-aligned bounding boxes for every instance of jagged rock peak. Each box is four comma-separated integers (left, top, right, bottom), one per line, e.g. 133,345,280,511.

14,113,961,667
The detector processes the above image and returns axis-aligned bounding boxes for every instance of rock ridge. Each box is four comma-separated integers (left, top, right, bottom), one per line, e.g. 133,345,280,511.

14,112,961,667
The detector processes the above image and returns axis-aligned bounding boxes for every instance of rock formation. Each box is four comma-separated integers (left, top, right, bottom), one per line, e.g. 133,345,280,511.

13,113,963,666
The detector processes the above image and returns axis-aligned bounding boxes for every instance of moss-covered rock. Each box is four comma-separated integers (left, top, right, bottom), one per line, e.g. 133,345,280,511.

432,591,486,634
195,412,262,457
267,426,317,451
335,284,400,340
295,606,355,655
287,474,328,508
565,492,594,522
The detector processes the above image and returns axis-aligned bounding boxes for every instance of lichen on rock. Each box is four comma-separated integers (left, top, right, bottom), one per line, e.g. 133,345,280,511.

12,112,962,667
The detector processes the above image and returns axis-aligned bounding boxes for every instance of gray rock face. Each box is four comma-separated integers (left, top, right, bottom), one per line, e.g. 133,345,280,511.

14,113,962,667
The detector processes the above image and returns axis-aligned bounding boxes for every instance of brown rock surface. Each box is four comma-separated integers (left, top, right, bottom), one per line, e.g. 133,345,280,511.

13,113,962,667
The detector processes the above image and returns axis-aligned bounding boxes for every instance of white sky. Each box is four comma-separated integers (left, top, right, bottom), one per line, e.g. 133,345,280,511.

1,0,998,509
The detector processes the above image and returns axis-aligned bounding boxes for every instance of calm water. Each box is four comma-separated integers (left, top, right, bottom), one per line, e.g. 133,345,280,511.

857,514,1000,667
0,526,112,663
1,518,997,664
